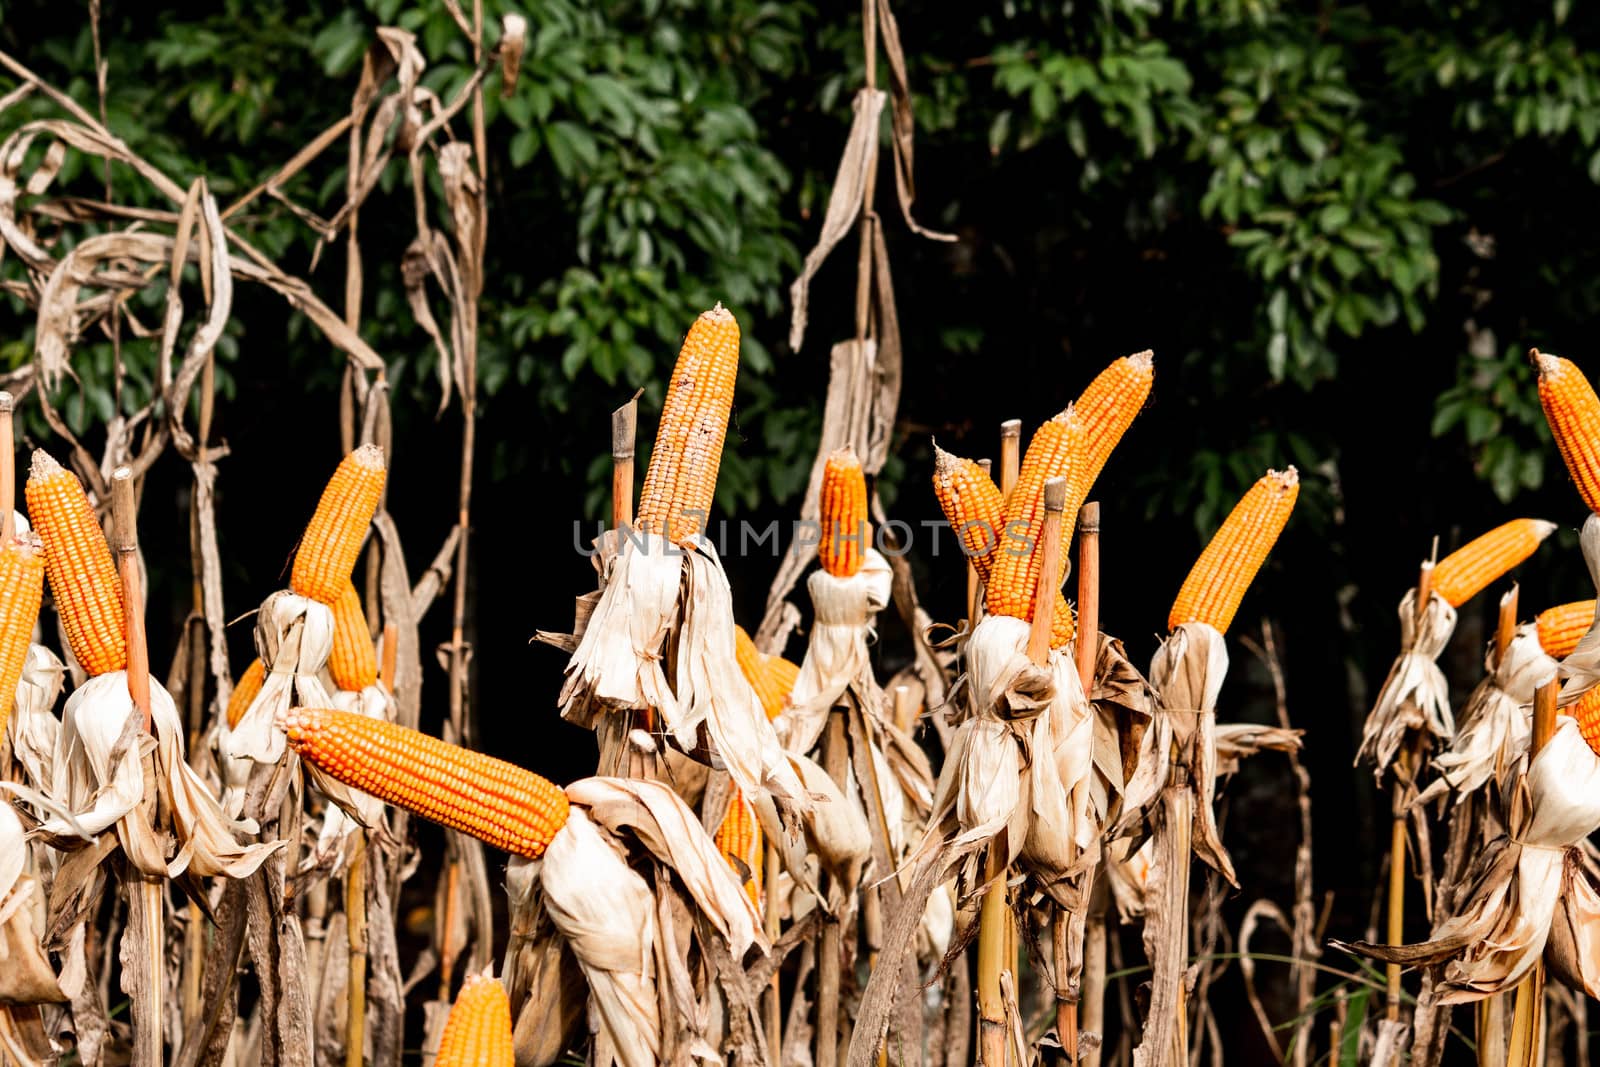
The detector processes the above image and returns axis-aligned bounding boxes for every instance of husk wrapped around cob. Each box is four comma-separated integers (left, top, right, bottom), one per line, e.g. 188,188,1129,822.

0,801,65,1005
4,645,64,801
1357,588,1457,777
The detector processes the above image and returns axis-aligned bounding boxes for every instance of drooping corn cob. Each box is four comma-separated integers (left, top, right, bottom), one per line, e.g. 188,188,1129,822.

1573,685,1600,757
1536,600,1596,660
1533,350,1600,514
228,657,266,729
1168,467,1299,634
328,580,378,691
933,444,1005,581
26,451,126,676
281,707,569,859
0,539,45,736
1431,519,1556,608
986,407,1085,645
289,444,386,604
435,972,514,1067
819,447,870,579
1074,349,1154,500
635,304,741,544
714,788,763,911
734,625,788,720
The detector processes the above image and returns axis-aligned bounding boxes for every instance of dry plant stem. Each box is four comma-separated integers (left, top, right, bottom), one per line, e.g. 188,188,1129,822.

112,467,162,1067
0,392,12,542
1508,678,1555,1067
765,841,783,1058
817,710,850,1067
1386,560,1434,1022
999,420,1021,502
892,683,915,734
1060,501,1100,1065
612,391,640,530
346,833,369,1067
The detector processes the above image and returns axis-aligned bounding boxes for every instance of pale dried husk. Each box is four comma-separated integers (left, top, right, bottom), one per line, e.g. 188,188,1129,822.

1418,624,1552,805
1336,716,1600,1002
503,857,585,1066
5,646,64,798
1022,643,1105,909
1357,590,1456,778
1213,722,1303,776
0,803,64,1005
779,549,892,754
558,534,679,725
223,591,336,789
783,751,872,910
539,809,661,1067
1107,836,1153,922
1558,514,1600,694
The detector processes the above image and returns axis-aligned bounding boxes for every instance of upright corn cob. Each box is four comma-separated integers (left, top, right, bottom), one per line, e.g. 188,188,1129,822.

1572,685,1600,757
714,788,764,911
986,407,1085,645
1168,467,1299,634
932,444,1005,581
289,444,386,604
1074,349,1154,500
228,657,266,729
734,625,788,720
1431,519,1556,608
328,579,378,691
1536,600,1596,660
26,451,126,676
0,538,45,736
435,972,514,1067
1533,350,1600,514
635,304,741,544
819,447,870,579
281,707,569,859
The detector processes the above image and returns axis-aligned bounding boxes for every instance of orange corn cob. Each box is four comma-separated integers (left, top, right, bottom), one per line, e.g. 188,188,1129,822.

1168,467,1299,634
1534,350,1600,514
1431,519,1556,608
0,539,46,737
26,451,126,676
735,625,788,720
636,305,741,544
281,707,569,859
228,657,266,729
1573,685,1600,758
1536,600,1596,660
932,444,1005,581
435,972,514,1067
819,447,870,578
714,789,763,912
290,444,386,604
328,580,378,691
767,654,799,700
1074,350,1154,500
986,407,1085,646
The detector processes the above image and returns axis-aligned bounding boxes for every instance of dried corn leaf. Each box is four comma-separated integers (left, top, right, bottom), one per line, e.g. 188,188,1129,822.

1358,590,1456,778
781,549,893,754
6,646,64,798
0,804,64,1005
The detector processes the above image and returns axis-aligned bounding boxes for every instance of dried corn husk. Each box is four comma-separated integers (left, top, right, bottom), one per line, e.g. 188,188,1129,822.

1357,590,1456,778
1558,515,1600,693
5,646,64,798
785,751,872,909
1335,715,1600,1001
538,809,660,1067
35,672,278,879
502,857,585,1066
779,548,892,754
558,534,679,724
0,803,64,1005
223,590,336,787
1418,624,1552,805
1107,837,1153,922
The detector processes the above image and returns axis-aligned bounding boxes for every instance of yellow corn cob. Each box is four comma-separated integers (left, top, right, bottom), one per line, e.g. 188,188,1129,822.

228,657,266,729
1074,349,1154,501
290,444,386,604
932,444,1005,582
328,580,378,691
1533,350,1600,514
635,305,741,544
1431,519,1556,608
435,972,514,1067
1168,467,1299,634
819,447,870,578
986,407,1085,646
26,451,126,676
1536,600,1596,660
767,654,799,701
281,707,569,859
734,625,788,720
1573,685,1600,758
0,539,46,738
714,788,763,912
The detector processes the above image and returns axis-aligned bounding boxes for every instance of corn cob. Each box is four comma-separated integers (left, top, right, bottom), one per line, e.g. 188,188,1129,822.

1431,519,1556,608
819,447,870,579
767,654,799,701
1536,600,1596,660
228,657,266,729
1533,350,1600,514
1168,467,1299,634
328,580,378,691
734,625,788,720
635,304,741,544
714,788,763,912
1573,685,1600,758
986,407,1085,645
1074,349,1154,500
289,444,386,604
281,707,569,859
0,539,45,737
932,444,1005,581
435,972,514,1067
26,451,126,676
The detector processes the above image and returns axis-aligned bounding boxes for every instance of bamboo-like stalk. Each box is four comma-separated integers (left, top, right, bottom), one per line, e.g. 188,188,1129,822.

346,833,368,1067
0,392,13,542
817,709,850,1067
1386,559,1434,1022
765,841,783,1059
182,358,214,1029
999,420,1021,502
1060,501,1100,1065
112,467,162,1067
1505,676,1557,1065
612,391,639,531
